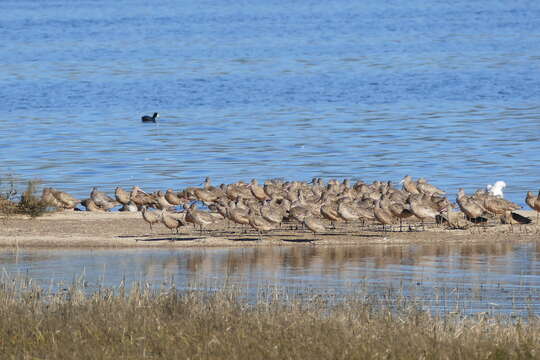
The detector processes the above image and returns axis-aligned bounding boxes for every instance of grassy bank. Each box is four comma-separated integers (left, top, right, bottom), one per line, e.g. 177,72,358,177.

0,279,538,359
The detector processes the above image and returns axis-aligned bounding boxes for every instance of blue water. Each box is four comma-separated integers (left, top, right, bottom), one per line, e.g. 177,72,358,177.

1,0,540,203
2,242,540,315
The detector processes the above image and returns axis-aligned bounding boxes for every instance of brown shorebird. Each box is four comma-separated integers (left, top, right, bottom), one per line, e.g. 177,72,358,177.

441,204,470,229
227,201,250,230
41,188,64,208
115,187,138,212
49,189,80,210
81,198,105,212
482,195,520,217
248,207,274,241
373,199,394,233
249,179,269,201
165,189,183,206
161,210,184,235
416,178,445,196
201,177,227,198
185,204,215,233
91,187,120,211
290,204,309,225
260,198,284,226
115,187,131,205
355,200,376,225
154,190,175,210
408,194,439,231
400,175,420,194
211,200,229,221
319,192,341,229
456,189,486,224
526,191,540,224
130,186,157,209
193,181,219,204
141,206,161,232
337,199,360,223
388,200,413,232
303,216,326,240
263,182,286,200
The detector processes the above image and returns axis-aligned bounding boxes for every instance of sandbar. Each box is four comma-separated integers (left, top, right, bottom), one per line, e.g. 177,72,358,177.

0,210,538,248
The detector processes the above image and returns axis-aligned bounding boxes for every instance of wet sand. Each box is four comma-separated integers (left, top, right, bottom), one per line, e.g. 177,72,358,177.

0,211,538,248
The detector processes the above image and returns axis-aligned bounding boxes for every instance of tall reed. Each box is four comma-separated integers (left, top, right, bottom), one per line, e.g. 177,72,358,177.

0,276,538,359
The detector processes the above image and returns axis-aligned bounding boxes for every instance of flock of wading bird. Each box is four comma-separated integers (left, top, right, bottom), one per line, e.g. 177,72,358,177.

40,176,540,240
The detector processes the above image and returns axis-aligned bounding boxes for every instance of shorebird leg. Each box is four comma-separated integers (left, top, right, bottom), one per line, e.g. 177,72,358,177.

399,218,403,232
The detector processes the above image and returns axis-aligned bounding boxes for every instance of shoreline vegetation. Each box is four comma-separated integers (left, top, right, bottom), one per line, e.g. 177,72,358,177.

0,277,538,359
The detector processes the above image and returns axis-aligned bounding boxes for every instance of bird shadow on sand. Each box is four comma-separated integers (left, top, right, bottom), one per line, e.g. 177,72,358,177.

317,232,381,238
281,238,314,243
135,236,202,242
228,236,261,242
118,234,202,242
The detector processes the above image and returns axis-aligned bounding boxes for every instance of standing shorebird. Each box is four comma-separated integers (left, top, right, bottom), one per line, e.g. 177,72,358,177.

408,195,439,231
141,206,161,232
388,201,413,232
303,216,326,240
525,191,540,224
161,210,184,235
185,204,215,234
456,189,486,224
373,199,394,233
247,207,274,241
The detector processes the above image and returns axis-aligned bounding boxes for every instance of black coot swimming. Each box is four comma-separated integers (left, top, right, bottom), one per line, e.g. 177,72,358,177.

141,112,159,123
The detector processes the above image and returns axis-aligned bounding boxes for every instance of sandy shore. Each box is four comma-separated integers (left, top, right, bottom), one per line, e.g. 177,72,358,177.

0,210,538,248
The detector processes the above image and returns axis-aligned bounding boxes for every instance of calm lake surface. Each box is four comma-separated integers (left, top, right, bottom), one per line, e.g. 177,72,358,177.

2,242,540,316
1,0,540,205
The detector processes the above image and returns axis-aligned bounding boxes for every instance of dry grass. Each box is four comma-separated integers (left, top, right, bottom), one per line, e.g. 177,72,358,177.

0,278,538,359
0,178,55,219
0,177,18,219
